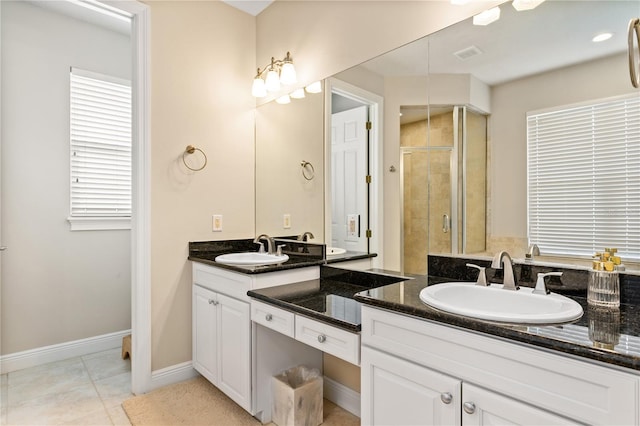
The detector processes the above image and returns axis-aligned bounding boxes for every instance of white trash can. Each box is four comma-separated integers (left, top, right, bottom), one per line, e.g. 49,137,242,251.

271,365,323,426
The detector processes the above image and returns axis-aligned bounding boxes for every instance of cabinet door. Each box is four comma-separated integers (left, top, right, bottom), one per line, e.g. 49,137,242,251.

217,292,252,412
461,383,579,426
193,285,218,384
361,346,460,426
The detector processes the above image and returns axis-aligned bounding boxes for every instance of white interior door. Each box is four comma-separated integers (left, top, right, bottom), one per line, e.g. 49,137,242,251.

331,105,368,252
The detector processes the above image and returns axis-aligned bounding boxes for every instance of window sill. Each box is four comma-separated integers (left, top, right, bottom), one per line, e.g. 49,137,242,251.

67,217,131,231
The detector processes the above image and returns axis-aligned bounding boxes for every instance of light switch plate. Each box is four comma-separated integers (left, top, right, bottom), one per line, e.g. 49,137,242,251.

212,215,223,232
283,214,291,229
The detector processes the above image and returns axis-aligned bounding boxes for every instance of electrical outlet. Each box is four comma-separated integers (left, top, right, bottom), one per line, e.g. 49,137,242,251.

212,215,223,232
283,214,291,229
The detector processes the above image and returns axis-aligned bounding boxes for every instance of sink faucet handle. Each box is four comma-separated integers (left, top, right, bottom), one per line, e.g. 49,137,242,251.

255,241,266,253
533,271,562,295
466,263,488,287
276,244,285,256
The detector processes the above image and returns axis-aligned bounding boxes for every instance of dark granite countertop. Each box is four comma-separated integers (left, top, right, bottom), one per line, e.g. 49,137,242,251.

248,267,407,332
188,239,376,274
354,256,640,372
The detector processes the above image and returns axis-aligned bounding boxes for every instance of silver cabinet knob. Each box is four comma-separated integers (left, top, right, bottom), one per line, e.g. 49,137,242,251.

317,334,327,343
463,402,476,414
440,392,453,404
265,313,273,321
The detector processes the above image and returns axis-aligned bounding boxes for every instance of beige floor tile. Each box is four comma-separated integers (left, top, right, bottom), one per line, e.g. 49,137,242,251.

107,404,132,426
83,349,131,382
7,382,103,425
94,372,133,409
7,358,91,406
60,407,113,426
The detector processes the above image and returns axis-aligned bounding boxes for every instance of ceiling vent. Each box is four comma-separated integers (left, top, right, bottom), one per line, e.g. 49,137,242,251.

454,45,483,61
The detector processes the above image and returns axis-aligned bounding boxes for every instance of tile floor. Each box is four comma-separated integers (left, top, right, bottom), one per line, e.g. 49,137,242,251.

1,348,133,426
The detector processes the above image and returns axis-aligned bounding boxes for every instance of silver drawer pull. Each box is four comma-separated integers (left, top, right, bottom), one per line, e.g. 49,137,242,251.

208,299,218,305
317,334,327,343
463,402,476,414
265,313,273,321
440,392,453,404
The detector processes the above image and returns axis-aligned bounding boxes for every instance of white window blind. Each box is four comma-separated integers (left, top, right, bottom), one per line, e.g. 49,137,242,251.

527,94,640,261
70,68,131,219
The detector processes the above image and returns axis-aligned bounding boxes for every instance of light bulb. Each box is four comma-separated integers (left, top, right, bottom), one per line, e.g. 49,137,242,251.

276,95,291,104
251,77,266,98
290,88,306,99
265,69,280,92
305,81,322,93
280,63,297,85
512,0,545,11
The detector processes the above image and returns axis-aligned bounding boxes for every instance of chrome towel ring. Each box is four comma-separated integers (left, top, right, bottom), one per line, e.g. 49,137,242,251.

183,145,207,171
628,18,640,88
301,160,315,180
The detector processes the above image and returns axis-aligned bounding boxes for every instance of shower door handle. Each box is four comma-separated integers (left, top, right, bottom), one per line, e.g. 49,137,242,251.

443,214,450,233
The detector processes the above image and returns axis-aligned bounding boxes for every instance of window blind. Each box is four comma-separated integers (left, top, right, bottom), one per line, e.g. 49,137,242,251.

527,94,640,261
70,68,132,217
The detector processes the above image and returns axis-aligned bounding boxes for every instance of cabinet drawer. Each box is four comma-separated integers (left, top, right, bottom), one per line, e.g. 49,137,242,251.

295,315,360,365
251,300,295,338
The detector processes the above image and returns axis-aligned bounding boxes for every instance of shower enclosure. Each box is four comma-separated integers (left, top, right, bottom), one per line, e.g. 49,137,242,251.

401,106,487,275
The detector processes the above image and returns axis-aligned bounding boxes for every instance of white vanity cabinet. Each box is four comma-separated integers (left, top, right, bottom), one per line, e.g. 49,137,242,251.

361,306,640,425
191,261,320,416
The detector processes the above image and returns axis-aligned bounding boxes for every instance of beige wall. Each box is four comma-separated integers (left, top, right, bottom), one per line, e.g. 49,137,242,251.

1,1,131,355
147,1,256,370
489,52,636,257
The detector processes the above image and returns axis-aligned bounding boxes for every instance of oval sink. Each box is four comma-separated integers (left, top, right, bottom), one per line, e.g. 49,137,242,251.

215,252,289,266
419,282,583,324
327,247,347,255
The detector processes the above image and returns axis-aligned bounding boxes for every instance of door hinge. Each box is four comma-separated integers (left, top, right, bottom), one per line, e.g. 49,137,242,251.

366,229,372,238
366,121,372,130
366,175,372,184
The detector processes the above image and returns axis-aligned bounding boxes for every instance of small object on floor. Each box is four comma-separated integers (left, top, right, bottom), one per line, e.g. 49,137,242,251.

122,334,132,360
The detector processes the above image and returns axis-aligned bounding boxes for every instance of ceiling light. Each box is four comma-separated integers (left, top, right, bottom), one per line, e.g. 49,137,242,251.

473,7,500,26
276,95,291,104
290,88,306,99
305,81,322,93
251,52,297,98
592,33,613,43
512,0,545,11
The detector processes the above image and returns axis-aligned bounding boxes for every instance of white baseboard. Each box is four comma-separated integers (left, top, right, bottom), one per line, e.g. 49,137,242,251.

148,362,198,393
0,329,132,374
323,375,361,418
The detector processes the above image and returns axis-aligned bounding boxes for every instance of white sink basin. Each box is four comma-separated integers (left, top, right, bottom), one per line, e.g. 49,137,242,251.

327,247,347,255
419,282,583,324
214,252,289,266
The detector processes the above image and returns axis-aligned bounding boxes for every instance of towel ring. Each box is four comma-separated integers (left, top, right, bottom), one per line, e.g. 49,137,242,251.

183,145,207,171
301,161,315,181
628,18,640,88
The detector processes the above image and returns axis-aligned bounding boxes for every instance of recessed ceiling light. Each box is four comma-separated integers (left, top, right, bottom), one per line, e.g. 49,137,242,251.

592,33,613,43
473,7,501,26
512,0,546,12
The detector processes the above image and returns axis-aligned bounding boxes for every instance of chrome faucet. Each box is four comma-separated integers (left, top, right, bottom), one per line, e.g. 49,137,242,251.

491,251,519,291
525,244,540,262
254,234,275,254
298,232,315,242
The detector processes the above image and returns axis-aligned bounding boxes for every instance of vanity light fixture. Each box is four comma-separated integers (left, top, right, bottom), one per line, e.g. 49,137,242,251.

450,0,472,5
290,88,306,99
305,81,322,93
473,6,500,26
592,32,613,43
512,0,545,11
252,51,297,98
276,94,291,104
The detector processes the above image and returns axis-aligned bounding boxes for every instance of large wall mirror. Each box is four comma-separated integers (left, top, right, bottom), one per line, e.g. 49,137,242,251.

255,0,639,272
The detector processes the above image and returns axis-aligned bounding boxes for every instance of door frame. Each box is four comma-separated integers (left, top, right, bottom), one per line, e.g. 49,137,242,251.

325,78,384,268
104,0,152,395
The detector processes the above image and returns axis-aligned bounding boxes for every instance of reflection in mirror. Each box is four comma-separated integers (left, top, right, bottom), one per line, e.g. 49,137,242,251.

401,106,487,275
255,83,325,240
